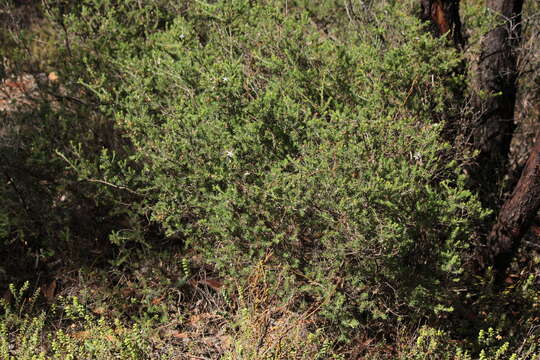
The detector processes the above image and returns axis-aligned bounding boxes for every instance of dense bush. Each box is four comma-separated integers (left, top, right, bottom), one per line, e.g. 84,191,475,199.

41,0,486,336
2,0,540,358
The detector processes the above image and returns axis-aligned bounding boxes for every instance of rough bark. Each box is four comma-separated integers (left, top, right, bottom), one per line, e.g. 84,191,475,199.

473,0,525,199
420,0,465,48
487,131,540,285
419,0,532,286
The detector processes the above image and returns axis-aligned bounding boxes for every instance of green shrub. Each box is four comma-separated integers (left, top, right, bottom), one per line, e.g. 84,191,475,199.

2,0,489,341
52,0,486,336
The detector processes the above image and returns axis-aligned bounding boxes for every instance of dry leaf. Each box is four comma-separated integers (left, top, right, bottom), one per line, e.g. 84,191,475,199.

92,306,106,315
189,313,215,327
199,278,223,290
151,296,164,305
189,314,202,326
189,278,223,290
42,280,57,302
48,72,59,82
167,330,189,339
121,287,134,296
72,331,90,340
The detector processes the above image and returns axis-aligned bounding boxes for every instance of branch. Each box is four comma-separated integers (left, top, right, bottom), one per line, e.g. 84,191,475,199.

55,151,143,196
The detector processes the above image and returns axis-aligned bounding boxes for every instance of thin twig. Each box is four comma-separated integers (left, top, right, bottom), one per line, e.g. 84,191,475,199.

56,151,143,196
84,178,144,196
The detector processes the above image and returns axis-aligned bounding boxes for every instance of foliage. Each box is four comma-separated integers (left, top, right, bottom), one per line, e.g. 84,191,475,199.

0,264,345,359
2,275,538,359
3,0,490,333
0,282,152,359
388,325,540,360
47,0,487,337
1,0,538,358
2,0,487,335
0,0,155,268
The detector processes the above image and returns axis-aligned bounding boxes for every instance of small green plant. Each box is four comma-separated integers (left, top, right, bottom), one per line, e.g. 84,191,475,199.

181,257,191,279
0,283,152,359
390,326,540,360
0,283,46,360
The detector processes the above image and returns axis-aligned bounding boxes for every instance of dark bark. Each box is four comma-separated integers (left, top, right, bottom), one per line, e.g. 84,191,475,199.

420,0,465,48
418,0,532,286
473,0,525,202
486,131,540,285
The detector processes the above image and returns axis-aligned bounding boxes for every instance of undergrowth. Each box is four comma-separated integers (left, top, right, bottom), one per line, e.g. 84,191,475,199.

1,0,539,359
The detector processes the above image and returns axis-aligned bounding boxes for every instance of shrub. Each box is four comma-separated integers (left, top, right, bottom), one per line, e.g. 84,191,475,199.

56,0,486,336
2,0,487,341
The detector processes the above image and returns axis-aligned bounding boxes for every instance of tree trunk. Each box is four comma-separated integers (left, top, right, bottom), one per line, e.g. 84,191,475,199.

487,131,540,285
420,0,464,48
473,0,525,202
419,0,532,285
